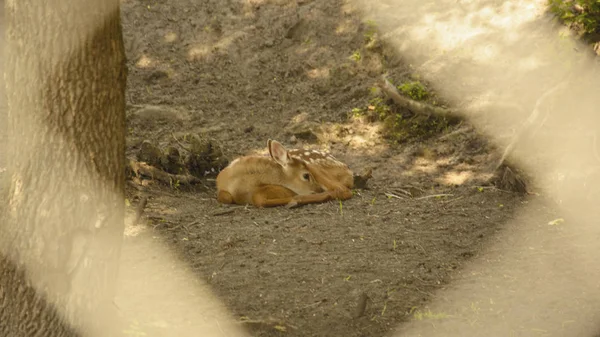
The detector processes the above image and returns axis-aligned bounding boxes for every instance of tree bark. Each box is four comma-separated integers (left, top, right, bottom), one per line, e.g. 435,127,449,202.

1,0,127,335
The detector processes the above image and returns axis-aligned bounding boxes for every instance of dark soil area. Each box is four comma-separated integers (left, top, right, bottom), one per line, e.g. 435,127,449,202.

120,0,532,336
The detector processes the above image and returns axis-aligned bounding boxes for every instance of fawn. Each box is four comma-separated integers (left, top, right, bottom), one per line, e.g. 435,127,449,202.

216,139,354,208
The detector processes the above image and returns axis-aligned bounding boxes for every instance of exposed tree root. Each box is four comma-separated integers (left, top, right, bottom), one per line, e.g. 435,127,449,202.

127,159,203,186
376,76,459,118
491,164,529,194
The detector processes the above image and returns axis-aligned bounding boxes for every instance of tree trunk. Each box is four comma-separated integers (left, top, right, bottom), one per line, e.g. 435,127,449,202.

1,0,127,335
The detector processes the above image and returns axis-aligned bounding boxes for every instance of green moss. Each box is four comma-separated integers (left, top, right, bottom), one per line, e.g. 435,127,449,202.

549,0,600,34
382,113,451,143
398,81,429,101
351,88,453,143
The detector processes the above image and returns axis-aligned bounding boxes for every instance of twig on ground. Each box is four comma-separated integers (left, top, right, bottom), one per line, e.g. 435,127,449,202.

187,220,201,227
237,317,297,330
385,192,453,200
473,185,509,192
211,209,236,216
441,196,464,205
171,132,192,153
414,194,453,200
301,300,325,310
393,188,413,197
384,192,408,200
166,223,190,234
275,215,293,224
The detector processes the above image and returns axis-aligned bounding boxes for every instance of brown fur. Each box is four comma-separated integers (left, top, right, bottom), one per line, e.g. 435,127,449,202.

216,140,354,208
287,148,354,190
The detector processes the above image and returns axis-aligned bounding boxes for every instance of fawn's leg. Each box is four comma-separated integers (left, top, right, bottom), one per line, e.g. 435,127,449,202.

217,190,235,204
287,191,336,208
307,165,353,200
252,185,298,207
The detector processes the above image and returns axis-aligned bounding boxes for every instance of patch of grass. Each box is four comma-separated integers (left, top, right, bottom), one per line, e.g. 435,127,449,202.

351,107,364,118
349,97,390,121
364,20,378,43
170,178,180,190
349,50,362,62
410,307,449,321
398,81,429,101
549,0,600,35
368,97,391,119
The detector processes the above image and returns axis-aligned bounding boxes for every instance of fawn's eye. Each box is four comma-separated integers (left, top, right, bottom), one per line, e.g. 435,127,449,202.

302,173,310,181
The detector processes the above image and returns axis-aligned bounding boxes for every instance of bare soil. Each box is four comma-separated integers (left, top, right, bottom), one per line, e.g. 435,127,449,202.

120,0,533,336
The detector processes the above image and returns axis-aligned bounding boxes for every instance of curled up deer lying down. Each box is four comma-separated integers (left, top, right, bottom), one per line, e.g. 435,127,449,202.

216,139,356,208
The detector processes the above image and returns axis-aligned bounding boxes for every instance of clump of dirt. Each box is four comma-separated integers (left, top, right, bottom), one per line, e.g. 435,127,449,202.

120,0,533,336
126,104,231,190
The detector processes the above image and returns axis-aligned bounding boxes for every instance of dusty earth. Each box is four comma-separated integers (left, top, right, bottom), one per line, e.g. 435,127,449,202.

119,0,541,336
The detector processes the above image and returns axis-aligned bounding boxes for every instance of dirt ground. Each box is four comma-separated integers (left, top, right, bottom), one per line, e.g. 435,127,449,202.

119,0,536,336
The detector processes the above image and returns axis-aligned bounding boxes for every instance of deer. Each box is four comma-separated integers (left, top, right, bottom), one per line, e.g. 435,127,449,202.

216,139,354,208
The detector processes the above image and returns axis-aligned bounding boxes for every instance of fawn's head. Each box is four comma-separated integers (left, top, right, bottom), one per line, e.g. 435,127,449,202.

267,139,323,195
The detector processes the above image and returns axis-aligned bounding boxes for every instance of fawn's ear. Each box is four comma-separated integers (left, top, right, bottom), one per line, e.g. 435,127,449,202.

268,139,290,167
